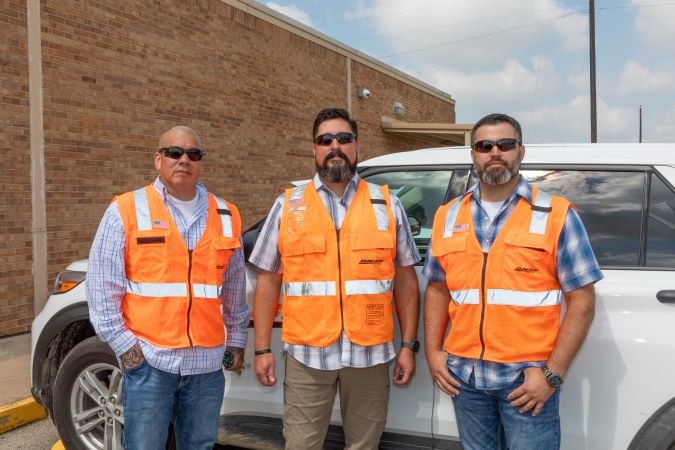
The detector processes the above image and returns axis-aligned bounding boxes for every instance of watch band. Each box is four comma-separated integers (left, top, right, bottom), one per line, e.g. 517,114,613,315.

401,340,419,353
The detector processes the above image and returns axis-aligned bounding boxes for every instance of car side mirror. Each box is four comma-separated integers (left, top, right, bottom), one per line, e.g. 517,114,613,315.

407,216,421,237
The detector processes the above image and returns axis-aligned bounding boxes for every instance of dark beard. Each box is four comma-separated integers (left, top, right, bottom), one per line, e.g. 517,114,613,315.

316,150,357,183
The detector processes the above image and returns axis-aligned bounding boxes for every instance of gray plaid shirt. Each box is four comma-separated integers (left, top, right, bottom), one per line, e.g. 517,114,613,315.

249,173,420,370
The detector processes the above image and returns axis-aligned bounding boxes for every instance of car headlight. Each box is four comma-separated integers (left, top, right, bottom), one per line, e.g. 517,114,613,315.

53,270,86,294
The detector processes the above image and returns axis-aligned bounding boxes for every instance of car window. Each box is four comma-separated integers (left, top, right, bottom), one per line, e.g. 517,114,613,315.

363,170,454,262
646,174,675,267
521,170,644,267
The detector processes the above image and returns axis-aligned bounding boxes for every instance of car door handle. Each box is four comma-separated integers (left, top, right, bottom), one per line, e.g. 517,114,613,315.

657,290,675,304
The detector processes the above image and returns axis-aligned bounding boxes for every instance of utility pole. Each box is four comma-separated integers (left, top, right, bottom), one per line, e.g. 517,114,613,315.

589,0,597,143
639,105,643,143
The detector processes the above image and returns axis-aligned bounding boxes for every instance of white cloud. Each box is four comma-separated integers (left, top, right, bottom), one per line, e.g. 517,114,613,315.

522,95,634,143
617,60,674,95
369,0,586,70
648,103,675,142
632,0,675,52
266,2,312,26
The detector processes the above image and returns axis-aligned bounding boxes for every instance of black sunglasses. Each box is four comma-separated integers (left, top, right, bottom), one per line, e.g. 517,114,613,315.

160,146,205,161
313,132,357,146
472,138,521,153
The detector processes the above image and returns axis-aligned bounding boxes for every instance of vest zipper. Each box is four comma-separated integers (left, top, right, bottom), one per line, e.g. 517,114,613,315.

186,249,194,346
336,228,345,331
479,252,488,359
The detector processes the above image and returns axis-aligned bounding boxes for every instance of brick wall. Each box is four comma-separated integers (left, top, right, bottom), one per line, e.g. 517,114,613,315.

0,0,456,337
0,0,32,336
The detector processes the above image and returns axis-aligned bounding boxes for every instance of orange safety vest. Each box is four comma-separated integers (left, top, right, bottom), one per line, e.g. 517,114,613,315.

115,184,241,348
430,187,571,363
278,180,397,347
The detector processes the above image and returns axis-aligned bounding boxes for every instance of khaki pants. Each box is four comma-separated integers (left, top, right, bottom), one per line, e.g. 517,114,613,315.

283,353,390,450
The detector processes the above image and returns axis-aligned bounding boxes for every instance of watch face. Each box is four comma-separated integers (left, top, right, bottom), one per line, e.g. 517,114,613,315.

548,374,563,388
412,340,420,352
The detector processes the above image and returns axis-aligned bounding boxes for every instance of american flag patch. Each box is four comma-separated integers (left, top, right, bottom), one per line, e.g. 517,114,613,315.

153,220,168,229
453,224,469,232
289,197,304,207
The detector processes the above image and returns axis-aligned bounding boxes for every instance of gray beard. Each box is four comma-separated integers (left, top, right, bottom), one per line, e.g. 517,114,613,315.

317,160,355,183
477,159,521,185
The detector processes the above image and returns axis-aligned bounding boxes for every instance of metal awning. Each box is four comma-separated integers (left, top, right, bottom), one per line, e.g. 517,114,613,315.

381,117,474,146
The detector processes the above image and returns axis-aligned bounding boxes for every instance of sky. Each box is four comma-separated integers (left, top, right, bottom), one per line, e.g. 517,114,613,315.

260,0,675,143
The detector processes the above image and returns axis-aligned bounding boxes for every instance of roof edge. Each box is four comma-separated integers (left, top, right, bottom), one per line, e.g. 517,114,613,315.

220,0,455,105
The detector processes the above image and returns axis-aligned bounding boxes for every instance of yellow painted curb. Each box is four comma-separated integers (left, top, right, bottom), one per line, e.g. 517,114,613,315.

51,440,66,450
0,397,47,434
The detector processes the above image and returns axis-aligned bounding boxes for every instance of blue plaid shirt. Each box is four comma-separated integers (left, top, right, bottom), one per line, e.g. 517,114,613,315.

423,177,603,389
87,177,250,375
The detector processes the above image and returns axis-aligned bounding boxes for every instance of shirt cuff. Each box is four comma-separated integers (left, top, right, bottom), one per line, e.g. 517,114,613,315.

107,330,138,357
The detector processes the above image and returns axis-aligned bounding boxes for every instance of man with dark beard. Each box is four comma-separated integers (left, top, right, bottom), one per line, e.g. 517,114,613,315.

250,108,420,450
423,113,602,450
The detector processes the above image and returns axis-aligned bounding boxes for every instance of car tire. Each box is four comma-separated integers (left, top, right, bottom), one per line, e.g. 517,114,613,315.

52,336,176,450
628,396,675,450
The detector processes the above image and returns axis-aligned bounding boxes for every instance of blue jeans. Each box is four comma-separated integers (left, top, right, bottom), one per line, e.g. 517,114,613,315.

451,372,560,450
122,360,225,450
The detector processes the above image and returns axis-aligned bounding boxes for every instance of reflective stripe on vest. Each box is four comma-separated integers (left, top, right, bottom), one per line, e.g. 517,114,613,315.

449,288,480,305
192,283,222,299
530,190,552,235
133,188,153,231
366,182,389,232
212,194,233,238
283,281,337,297
345,279,394,296
488,288,562,306
442,197,463,238
126,281,187,297
448,288,562,306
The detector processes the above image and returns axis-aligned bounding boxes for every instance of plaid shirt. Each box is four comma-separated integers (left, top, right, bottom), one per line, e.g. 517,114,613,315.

250,173,420,370
423,177,603,389
87,177,250,375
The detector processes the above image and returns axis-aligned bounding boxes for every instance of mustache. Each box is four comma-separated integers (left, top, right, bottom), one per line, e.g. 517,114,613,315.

323,150,350,165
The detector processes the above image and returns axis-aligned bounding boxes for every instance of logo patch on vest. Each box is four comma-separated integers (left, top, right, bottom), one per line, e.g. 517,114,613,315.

359,258,384,265
366,304,385,325
216,265,225,270
515,266,539,273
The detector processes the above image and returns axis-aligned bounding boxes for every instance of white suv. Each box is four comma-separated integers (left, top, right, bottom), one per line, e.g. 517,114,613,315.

31,144,675,450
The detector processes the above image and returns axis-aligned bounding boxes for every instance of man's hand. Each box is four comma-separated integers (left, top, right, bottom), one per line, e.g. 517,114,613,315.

427,349,460,396
254,352,277,386
507,366,555,416
120,342,144,370
393,348,416,385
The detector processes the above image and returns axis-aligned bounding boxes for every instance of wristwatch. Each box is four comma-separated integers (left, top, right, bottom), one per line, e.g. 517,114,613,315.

401,340,420,353
542,366,564,388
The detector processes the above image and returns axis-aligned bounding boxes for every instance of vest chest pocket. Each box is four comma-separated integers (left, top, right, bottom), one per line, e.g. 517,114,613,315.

281,234,327,280
350,231,395,279
213,236,241,275
128,230,170,279
502,232,555,287
431,236,468,277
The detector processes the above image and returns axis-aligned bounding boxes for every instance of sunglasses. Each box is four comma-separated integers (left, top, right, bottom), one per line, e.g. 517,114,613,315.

313,132,357,146
160,146,205,161
472,138,521,153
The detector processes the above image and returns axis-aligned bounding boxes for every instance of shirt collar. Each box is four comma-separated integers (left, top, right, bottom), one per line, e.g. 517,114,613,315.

467,175,533,205
152,176,207,204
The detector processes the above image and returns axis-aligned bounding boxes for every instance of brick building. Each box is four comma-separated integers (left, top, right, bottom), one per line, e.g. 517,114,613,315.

0,0,468,337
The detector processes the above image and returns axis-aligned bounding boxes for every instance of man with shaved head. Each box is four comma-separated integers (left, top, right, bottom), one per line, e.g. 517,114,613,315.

87,126,249,449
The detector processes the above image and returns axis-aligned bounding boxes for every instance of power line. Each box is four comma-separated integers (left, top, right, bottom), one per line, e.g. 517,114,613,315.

377,10,582,59
345,4,585,44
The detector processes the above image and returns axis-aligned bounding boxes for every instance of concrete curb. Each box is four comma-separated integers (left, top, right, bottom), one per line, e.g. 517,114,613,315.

0,397,47,434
